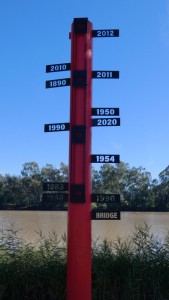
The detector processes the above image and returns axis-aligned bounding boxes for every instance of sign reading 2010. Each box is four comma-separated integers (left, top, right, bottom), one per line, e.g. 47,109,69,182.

46,63,71,73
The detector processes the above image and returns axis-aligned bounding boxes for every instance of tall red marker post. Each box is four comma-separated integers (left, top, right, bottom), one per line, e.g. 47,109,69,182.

67,18,92,300
44,17,120,300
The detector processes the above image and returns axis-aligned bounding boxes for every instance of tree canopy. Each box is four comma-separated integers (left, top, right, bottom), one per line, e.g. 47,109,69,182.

0,161,169,211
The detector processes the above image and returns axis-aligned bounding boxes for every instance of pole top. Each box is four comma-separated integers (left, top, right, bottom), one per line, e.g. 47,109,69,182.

73,18,88,34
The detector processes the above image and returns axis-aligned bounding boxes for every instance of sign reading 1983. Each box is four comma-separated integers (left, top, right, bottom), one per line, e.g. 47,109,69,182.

46,78,70,88
46,63,71,73
92,29,119,37
91,155,120,163
44,123,70,132
43,182,68,192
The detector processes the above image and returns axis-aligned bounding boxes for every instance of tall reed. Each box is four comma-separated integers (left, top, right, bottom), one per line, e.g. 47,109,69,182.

0,222,169,299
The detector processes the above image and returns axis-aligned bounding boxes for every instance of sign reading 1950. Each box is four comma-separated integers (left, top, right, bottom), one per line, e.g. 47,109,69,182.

92,108,119,116
46,78,70,88
44,123,70,132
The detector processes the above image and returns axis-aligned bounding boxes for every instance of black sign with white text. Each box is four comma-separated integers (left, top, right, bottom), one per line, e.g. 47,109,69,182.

91,194,120,204
91,155,120,163
92,118,120,127
92,71,119,79
43,182,68,192
44,123,70,132
92,108,119,116
92,210,120,220
42,193,68,202
92,29,119,38
46,78,70,88
46,63,71,73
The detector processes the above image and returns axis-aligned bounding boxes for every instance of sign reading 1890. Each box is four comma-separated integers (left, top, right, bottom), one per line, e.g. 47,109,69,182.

46,78,70,88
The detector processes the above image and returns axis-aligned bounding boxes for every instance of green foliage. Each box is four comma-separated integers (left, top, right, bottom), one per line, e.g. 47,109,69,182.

1,161,169,211
1,223,169,299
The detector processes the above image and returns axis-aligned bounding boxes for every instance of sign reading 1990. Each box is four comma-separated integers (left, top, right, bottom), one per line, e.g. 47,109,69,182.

44,123,70,132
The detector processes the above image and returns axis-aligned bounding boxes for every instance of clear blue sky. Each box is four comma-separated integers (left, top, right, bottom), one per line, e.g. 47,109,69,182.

0,0,169,180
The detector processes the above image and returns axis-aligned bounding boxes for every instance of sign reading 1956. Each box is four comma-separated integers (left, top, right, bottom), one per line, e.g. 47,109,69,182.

42,193,68,202
92,71,119,79
46,78,70,88
46,63,71,73
92,108,119,116
91,155,120,163
92,118,120,127
44,123,70,132
92,29,119,37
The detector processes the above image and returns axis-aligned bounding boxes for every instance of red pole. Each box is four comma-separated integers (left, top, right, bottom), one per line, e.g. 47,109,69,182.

67,18,93,300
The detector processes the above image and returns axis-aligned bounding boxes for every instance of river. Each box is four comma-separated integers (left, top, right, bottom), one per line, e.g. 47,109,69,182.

0,211,169,244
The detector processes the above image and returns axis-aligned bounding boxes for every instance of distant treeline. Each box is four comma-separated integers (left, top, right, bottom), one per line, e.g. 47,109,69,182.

0,161,169,211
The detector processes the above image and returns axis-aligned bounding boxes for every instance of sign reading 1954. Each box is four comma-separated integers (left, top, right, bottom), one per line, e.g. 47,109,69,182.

46,78,70,88
46,63,71,73
44,123,70,132
92,71,119,79
92,118,120,127
92,29,119,37
91,155,120,163
92,108,119,116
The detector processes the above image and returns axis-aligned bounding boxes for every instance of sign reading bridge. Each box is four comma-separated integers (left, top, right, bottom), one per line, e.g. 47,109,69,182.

92,210,120,220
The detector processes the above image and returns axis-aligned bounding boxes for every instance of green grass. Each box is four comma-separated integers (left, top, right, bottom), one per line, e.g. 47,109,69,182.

0,222,169,299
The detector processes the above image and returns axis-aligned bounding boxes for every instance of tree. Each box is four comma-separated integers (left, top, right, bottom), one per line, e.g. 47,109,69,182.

159,165,169,183
41,163,60,182
21,162,40,178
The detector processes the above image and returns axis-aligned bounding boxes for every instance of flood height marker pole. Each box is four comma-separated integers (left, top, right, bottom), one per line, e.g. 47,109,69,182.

67,18,93,300
44,17,120,300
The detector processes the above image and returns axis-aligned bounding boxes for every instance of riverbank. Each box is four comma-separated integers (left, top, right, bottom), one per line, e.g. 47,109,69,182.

0,223,169,299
